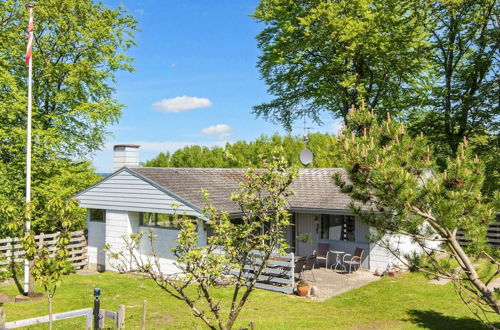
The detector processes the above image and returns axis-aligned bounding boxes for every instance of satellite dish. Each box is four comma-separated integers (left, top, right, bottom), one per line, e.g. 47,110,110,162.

300,149,313,166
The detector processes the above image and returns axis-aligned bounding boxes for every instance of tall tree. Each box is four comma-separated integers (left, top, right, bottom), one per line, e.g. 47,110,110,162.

408,0,499,155
252,0,428,129
0,0,137,231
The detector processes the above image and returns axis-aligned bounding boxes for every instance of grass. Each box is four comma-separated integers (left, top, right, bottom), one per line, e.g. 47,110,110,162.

1,271,499,329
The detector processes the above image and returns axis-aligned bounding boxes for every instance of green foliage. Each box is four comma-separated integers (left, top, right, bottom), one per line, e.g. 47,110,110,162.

252,0,499,194
0,0,137,234
407,0,499,158
143,133,343,168
23,198,80,329
336,105,499,319
252,0,429,129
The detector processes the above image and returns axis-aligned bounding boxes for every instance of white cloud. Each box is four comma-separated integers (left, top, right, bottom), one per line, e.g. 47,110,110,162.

152,96,212,113
200,124,232,135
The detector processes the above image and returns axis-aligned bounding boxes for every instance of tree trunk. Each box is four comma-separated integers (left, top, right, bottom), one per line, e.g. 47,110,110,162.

48,295,53,330
447,233,500,313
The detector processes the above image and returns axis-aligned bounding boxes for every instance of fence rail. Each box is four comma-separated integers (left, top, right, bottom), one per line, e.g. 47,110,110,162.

457,220,500,249
230,251,295,294
0,230,87,269
0,305,125,329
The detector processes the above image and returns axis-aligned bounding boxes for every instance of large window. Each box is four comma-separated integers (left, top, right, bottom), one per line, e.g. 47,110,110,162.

89,209,105,222
139,213,197,229
320,215,355,241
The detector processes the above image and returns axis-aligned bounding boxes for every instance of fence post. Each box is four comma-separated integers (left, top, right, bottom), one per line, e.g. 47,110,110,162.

291,252,295,293
141,300,147,330
117,304,125,329
85,308,92,329
0,309,5,328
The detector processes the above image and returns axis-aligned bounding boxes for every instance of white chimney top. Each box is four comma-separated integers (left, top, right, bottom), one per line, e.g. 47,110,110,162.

113,144,140,171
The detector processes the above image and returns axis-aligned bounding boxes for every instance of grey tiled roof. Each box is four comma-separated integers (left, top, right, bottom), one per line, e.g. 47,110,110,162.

131,167,361,214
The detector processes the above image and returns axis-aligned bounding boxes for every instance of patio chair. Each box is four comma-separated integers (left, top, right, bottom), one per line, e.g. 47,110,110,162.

342,247,365,273
313,243,330,268
293,257,306,280
303,255,317,282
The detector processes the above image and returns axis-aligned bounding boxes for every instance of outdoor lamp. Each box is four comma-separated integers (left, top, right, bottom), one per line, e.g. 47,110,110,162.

94,288,101,298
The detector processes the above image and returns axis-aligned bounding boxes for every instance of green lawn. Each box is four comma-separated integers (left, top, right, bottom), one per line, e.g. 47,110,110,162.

1,272,499,329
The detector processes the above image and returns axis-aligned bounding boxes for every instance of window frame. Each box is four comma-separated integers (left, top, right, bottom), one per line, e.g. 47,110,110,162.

89,209,106,223
319,214,355,241
139,212,198,230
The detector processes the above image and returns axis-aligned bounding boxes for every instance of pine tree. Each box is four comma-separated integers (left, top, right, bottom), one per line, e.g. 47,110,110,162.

335,105,499,321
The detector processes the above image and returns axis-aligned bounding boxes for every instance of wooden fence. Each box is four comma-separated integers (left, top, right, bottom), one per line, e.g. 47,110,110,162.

230,251,295,294
457,218,500,249
0,305,125,329
0,230,88,269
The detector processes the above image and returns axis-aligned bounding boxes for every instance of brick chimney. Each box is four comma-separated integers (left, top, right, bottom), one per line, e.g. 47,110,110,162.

113,144,140,171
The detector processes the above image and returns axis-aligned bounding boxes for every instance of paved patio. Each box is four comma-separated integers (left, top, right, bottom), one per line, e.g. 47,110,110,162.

301,268,380,301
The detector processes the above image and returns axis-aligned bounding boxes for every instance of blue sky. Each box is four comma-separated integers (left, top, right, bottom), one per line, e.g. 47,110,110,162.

93,0,340,172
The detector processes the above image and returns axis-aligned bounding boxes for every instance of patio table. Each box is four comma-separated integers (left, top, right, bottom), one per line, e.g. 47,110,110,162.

329,250,346,272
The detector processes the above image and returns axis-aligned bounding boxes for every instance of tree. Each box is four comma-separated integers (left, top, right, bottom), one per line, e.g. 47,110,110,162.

252,0,428,129
1,199,79,329
407,0,499,196
334,105,499,323
0,0,137,232
408,0,499,156
107,153,298,329
143,133,343,169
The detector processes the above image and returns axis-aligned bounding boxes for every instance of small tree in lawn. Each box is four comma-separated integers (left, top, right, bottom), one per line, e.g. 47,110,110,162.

334,104,499,323
22,199,78,330
106,152,298,330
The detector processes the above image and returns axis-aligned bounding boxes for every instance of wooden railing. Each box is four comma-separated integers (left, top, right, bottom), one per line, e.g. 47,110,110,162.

457,220,500,249
230,251,296,294
0,230,88,269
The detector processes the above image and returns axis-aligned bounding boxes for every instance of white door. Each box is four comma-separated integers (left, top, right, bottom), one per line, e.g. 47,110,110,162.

295,213,318,257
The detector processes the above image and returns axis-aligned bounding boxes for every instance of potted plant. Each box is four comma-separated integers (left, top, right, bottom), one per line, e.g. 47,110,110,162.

296,278,309,297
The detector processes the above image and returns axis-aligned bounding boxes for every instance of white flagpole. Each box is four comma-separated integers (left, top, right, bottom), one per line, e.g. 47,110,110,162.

24,3,34,296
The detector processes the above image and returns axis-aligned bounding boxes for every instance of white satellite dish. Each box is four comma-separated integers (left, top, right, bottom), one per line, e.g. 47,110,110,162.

300,149,313,166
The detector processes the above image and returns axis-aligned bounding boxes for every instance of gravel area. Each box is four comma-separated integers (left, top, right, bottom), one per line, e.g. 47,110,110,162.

302,268,380,301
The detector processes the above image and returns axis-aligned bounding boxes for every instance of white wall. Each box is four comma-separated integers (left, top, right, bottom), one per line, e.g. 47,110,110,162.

89,209,208,275
86,210,106,271
105,210,133,271
368,228,441,272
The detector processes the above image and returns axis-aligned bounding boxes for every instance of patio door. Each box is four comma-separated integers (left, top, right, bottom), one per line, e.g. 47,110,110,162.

295,213,318,257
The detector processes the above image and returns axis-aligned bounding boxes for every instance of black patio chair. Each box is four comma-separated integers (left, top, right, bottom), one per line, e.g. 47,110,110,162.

303,255,317,282
294,257,306,279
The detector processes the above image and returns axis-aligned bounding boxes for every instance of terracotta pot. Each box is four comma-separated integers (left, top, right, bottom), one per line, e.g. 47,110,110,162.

297,284,309,297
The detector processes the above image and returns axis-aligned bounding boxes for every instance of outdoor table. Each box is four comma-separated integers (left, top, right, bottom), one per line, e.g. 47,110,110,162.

329,250,346,272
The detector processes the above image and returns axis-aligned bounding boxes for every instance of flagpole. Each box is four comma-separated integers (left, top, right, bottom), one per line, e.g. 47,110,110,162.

24,3,34,297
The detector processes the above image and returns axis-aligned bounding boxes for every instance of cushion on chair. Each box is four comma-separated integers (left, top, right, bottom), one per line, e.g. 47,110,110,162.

344,260,360,265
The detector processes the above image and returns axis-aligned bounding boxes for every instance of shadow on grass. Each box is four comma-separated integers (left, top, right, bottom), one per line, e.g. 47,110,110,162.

10,262,24,294
407,310,500,330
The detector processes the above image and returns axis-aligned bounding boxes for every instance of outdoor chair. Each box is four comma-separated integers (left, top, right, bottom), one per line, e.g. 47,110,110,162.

313,243,330,268
343,247,365,273
303,255,317,281
294,257,306,280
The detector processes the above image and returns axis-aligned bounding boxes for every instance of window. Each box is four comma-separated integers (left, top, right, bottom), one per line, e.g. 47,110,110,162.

320,215,355,241
89,209,105,222
139,213,197,229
